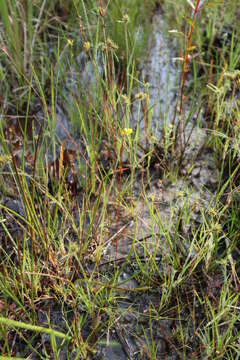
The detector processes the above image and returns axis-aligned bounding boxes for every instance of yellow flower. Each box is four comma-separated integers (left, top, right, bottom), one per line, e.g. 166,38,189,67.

83,41,91,51
67,38,73,47
121,128,133,137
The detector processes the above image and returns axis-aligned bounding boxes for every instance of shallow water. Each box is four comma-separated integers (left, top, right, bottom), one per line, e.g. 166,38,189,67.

131,13,179,138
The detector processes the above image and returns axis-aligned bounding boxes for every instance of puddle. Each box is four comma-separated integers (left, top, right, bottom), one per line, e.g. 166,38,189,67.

132,13,179,138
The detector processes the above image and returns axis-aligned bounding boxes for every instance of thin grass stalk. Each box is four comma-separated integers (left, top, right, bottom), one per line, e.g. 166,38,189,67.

115,138,124,257
141,94,149,187
29,0,47,66
175,0,203,154
179,0,202,114
99,0,116,149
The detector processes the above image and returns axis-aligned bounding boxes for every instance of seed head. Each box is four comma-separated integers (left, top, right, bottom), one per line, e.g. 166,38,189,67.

122,14,130,24
106,38,118,51
121,94,130,106
135,92,148,101
99,7,105,17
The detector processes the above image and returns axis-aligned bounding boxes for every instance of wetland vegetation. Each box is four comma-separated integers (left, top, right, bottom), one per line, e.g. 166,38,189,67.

0,0,240,358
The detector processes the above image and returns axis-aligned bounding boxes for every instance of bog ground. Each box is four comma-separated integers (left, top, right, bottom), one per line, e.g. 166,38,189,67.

0,1,240,359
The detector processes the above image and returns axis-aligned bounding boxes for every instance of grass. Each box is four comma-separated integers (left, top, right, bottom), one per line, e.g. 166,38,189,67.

0,0,240,358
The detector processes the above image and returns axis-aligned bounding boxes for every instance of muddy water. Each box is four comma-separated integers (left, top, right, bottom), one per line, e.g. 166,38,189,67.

131,13,178,137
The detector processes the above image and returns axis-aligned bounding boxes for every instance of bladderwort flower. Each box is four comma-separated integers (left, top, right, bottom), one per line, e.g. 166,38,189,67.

67,38,73,47
83,41,91,51
121,128,133,137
